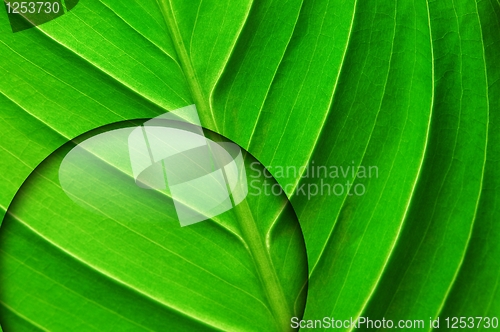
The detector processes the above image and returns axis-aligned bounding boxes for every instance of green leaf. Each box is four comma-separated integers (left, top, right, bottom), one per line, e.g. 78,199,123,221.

1,0,499,330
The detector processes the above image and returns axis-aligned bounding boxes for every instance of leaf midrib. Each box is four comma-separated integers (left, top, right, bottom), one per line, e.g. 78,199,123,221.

156,0,216,129
0,86,246,243
155,1,293,329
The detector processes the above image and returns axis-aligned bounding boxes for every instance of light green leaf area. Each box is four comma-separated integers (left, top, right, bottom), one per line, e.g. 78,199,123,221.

0,0,499,331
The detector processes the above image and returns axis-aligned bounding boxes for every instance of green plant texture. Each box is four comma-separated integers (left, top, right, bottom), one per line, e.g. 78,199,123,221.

0,0,499,331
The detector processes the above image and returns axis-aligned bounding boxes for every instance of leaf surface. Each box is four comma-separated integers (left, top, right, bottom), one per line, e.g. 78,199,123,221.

1,0,499,330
